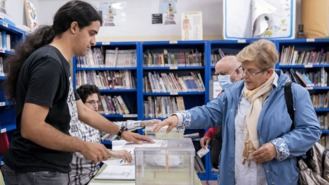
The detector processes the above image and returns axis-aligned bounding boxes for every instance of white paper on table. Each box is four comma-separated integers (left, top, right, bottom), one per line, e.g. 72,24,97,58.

94,164,135,180
112,140,167,151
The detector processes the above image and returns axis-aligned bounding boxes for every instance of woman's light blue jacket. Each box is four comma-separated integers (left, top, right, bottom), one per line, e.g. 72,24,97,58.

182,72,321,185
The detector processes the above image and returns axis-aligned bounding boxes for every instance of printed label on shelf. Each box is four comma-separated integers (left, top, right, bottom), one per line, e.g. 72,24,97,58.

237,39,246,43
169,40,178,44
170,92,178,95
123,114,137,118
0,48,5,53
306,38,315,42
1,128,6,133
304,64,313,68
102,42,110,45
169,66,178,70
0,102,5,106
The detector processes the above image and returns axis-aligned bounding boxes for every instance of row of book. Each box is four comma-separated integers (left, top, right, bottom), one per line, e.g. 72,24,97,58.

318,114,329,130
0,32,12,51
0,57,5,76
211,48,225,65
280,46,329,65
144,96,185,118
76,48,137,67
144,72,205,92
311,93,329,108
211,47,329,66
98,95,130,115
76,71,135,89
284,69,328,87
105,48,136,67
76,47,329,68
319,135,329,149
143,49,203,66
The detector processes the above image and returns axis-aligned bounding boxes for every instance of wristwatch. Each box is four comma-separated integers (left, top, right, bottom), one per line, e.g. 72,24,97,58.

117,126,128,139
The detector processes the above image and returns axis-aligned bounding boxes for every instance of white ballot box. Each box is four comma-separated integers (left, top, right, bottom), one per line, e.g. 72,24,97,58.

135,138,195,185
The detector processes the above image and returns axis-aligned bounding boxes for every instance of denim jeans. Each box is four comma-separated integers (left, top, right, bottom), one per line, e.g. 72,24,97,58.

1,164,68,185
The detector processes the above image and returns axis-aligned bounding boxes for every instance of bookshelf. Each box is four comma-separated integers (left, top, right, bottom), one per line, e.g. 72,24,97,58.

0,18,25,166
141,41,207,119
73,41,139,121
71,39,329,181
209,40,250,101
140,40,210,180
276,38,329,144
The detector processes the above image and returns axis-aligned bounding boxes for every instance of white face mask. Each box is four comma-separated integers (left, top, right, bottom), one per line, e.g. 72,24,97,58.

217,74,232,89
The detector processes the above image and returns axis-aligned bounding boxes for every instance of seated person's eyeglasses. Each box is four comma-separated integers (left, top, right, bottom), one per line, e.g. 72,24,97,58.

85,100,100,105
241,67,267,76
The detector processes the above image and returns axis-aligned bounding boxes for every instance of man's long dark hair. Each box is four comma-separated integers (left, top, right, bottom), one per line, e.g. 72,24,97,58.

5,0,102,100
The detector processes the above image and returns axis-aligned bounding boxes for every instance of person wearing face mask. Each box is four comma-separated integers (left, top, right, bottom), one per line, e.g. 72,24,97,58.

153,39,320,185
200,56,243,171
215,56,243,95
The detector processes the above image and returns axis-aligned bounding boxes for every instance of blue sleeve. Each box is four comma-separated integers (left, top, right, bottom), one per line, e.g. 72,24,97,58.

282,83,321,158
179,93,226,129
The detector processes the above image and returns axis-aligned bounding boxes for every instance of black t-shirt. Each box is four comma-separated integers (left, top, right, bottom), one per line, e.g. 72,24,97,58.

4,45,72,173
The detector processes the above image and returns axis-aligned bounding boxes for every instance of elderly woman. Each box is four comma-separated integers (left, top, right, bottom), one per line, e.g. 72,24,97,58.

154,39,321,185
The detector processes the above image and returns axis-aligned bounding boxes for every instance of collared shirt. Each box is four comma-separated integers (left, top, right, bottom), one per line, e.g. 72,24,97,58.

235,97,267,185
234,74,278,185
67,82,101,185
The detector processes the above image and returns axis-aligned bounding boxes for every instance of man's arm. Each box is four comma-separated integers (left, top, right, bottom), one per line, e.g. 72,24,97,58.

21,102,109,162
76,100,152,143
76,100,120,134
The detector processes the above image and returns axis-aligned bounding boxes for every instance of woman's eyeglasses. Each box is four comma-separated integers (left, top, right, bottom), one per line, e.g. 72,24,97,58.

241,67,267,77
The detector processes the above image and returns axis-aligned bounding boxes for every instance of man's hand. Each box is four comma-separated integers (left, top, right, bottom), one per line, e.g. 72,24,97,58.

109,150,133,163
121,131,153,144
200,136,211,148
152,115,179,133
80,142,110,163
252,142,277,164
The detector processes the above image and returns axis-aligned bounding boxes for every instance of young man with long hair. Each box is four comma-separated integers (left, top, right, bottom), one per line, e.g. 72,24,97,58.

1,1,151,184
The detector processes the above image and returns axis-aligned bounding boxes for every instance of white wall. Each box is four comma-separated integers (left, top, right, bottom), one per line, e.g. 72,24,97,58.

37,0,222,41
7,0,302,41
6,0,39,26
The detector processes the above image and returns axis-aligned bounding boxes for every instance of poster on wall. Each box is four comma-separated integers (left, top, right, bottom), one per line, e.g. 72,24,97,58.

24,0,38,30
181,11,203,40
0,0,6,14
99,1,127,27
152,13,163,24
223,0,296,39
159,0,177,25
0,0,16,26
